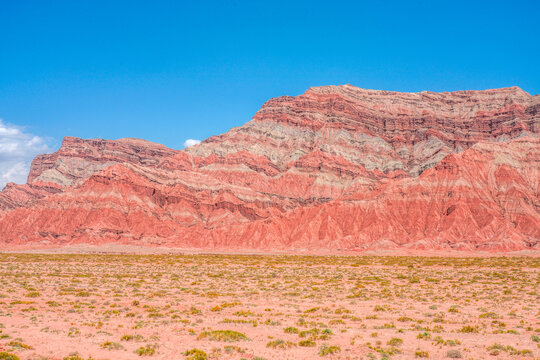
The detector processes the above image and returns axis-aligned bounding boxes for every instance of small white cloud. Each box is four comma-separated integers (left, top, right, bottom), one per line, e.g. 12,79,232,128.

0,119,50,189
183,139,201,147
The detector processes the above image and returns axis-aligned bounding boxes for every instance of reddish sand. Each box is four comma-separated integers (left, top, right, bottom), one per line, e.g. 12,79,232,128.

0,254,538,360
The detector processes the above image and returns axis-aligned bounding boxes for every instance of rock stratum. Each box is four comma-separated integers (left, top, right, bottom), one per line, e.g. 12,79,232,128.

0,85,538,252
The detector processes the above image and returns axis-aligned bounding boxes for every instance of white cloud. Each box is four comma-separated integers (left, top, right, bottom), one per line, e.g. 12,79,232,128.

183,139,201,147
0,119,50,189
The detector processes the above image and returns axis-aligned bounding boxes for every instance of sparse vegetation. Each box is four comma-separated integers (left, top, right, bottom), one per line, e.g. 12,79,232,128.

0,353,20,360
284,326,299,334
266,339,296,349
183,348,208,360
0,254,537,359
318,344,341,356
136,344,156,356
197,330,248,342
100,341,123,350
387,337,403,347
7,341,33,350
457,325,478,333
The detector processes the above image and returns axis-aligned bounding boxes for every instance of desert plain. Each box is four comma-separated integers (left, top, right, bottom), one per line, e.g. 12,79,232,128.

0,254,538,360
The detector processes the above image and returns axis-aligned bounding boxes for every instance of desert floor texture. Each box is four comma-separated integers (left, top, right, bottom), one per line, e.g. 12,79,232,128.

0,254,538,360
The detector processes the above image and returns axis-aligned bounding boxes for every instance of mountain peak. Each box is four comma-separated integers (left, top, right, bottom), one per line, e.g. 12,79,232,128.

1,86,538,252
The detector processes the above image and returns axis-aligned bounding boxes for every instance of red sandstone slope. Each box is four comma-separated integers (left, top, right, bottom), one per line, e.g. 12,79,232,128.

0,85,538,251
233,137,539,252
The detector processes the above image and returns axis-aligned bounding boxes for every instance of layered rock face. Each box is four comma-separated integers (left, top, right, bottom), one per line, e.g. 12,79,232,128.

0,85,538,251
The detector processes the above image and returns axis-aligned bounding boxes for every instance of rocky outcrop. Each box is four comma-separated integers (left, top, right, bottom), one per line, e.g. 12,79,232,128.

27,136,178,186
0,85,538,251
191,86,537,175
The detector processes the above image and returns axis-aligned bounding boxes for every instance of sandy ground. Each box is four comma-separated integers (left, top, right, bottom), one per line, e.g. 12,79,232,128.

2,243,539,257
0,254,538,360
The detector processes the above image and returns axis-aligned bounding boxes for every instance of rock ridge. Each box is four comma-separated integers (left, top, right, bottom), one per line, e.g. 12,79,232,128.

0,85,538,252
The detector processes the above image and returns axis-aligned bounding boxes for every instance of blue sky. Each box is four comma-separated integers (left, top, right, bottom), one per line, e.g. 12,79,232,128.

0,0,538,186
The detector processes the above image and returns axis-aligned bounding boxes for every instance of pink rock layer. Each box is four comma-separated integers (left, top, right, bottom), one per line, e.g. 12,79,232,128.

0,85,538,252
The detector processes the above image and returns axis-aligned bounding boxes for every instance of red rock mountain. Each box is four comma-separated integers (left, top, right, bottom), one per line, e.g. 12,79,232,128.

0,85,538,252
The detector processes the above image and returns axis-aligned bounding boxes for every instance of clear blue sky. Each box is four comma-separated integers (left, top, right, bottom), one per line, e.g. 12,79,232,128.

0,0,539,151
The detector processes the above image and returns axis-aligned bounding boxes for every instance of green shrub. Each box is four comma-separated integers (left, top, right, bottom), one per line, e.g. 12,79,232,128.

100,341,123,350
121,334,143,341
298,339,316,347
266,339,295,349
284,327,299,334
486,343,534,356
183,348,207,360
397,316,413,322
479,312,498,319
197,330,247,342
7,341,33,350
318,344,341,356
457,325,478,333
387,337,403,347
136,345,156,356
0,353,20,360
